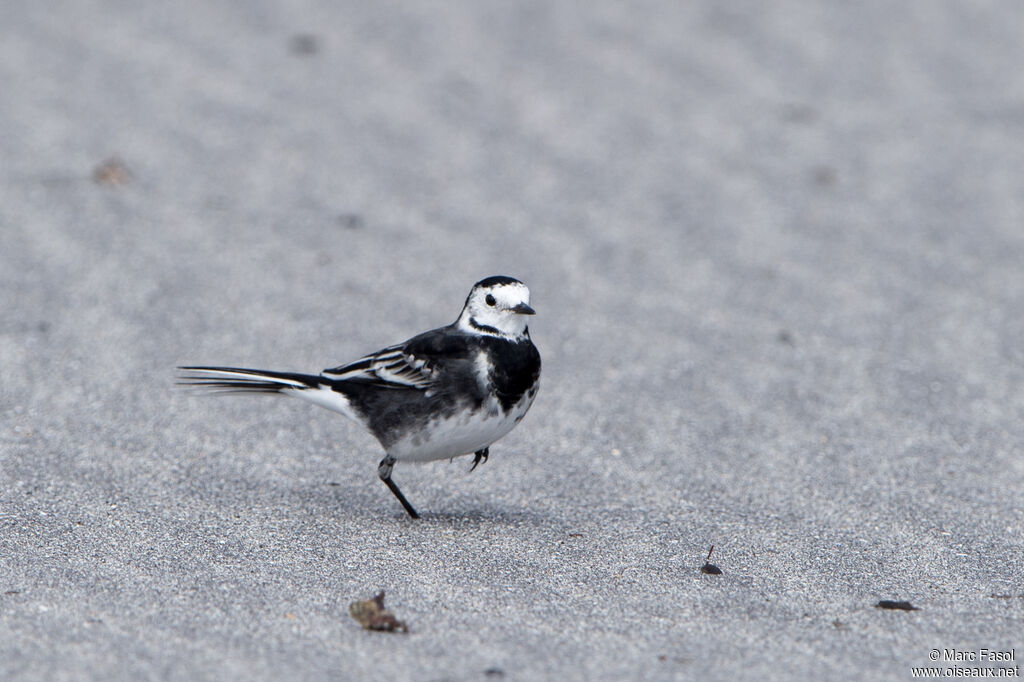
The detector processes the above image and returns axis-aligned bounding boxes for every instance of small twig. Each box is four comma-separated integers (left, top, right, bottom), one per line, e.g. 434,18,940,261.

700,545,722,575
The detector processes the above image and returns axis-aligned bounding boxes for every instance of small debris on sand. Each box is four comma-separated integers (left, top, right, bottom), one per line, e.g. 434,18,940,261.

875,600,919,611
93,157,130,185
700,545,722,575
349,591,408,633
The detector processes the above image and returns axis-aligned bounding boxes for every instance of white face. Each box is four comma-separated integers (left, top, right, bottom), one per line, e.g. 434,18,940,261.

458,280,534,337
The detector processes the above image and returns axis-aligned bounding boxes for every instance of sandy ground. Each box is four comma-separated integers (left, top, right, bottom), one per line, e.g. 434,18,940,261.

3,2,1024,680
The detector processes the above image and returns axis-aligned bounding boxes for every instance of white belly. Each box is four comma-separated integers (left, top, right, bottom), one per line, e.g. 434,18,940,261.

390,392,535,463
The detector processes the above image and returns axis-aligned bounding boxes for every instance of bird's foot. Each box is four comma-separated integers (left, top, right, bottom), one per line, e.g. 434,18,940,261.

469,447,489,472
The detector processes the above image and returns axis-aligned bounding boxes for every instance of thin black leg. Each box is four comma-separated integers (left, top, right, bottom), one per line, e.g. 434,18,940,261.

377,455,419,519
469,447,489,472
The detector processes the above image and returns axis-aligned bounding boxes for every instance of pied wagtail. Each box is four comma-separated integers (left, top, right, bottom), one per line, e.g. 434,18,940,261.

178,276,541,518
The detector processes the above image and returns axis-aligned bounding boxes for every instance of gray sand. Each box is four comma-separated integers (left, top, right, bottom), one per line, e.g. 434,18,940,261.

2,2,1023,680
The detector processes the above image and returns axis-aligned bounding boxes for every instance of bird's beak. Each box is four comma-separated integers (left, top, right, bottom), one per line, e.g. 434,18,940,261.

512,302,536,315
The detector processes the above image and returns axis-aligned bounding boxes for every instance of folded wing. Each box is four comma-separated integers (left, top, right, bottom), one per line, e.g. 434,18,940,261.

323,345,435,390
322,327,475,392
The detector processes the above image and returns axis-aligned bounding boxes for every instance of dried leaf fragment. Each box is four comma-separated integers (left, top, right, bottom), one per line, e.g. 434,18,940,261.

93,157,130,185
349,591,408,633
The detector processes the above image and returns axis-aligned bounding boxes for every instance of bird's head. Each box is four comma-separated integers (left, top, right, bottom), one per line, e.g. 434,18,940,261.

457,276,535,338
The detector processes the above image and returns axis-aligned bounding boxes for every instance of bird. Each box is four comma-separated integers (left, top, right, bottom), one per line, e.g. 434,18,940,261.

178,276,541,519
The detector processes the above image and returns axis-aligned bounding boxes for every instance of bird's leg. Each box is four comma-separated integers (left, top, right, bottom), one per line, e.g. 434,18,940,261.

469,447,489,473
377,455,419,519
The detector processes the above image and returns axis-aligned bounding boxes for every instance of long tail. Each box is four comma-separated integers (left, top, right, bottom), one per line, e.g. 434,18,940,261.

177,365,359,421
177,366,323,394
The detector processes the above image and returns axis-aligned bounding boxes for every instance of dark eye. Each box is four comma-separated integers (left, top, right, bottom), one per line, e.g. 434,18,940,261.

485,294,496,307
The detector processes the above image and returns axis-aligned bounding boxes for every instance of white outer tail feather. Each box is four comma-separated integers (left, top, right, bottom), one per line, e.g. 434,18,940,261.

180,367,361,424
